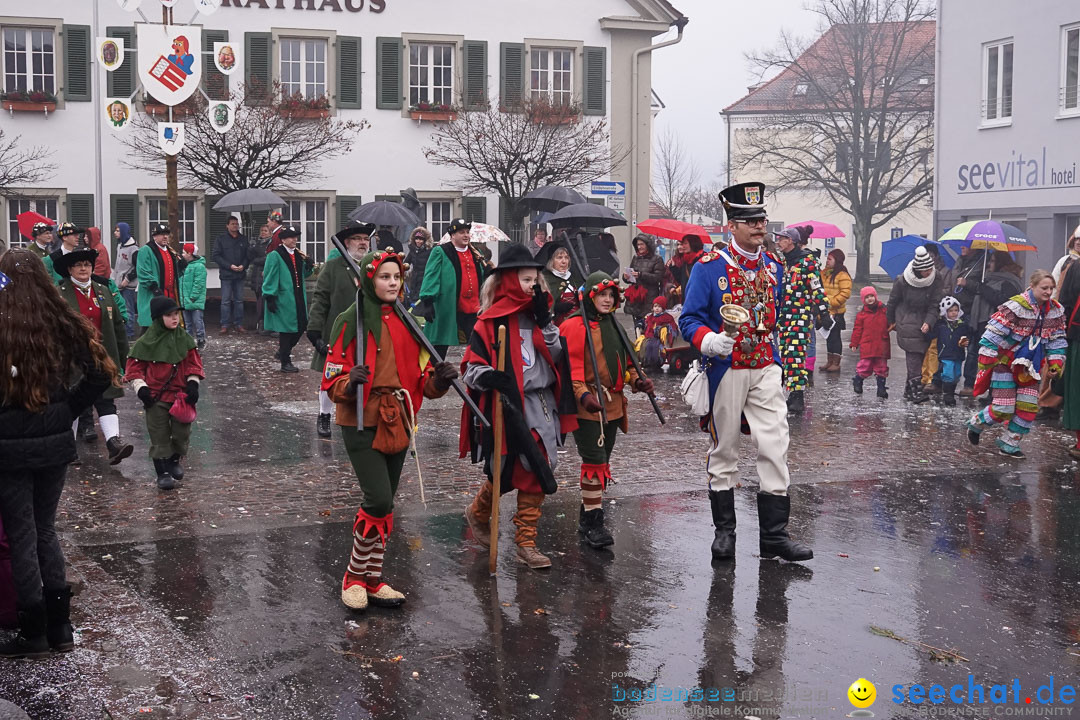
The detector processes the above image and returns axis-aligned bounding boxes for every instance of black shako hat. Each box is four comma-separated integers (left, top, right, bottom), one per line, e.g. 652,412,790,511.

150,295,180,320
495,243,544,271
719,182,767,221
150,223,170,237
53,247,99,278
58,222,83,238
336,222,375,239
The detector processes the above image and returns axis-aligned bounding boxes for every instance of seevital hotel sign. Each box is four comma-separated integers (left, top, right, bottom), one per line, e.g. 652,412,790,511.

219,0,386,11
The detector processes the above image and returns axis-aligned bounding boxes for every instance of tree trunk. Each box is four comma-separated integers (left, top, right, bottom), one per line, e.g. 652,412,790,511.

853,214,874,282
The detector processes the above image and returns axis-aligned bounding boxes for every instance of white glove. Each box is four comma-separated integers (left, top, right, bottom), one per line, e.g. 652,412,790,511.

700,331,735,358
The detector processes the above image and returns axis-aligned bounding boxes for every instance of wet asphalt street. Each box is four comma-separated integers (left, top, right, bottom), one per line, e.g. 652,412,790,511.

2,322,1080,720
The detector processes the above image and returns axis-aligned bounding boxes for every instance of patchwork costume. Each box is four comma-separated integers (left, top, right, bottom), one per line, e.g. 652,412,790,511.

561,272,650,548
462,246,576,570
322,251,454,610
678,181,813,564
777,242,830,398
968,289,1066,457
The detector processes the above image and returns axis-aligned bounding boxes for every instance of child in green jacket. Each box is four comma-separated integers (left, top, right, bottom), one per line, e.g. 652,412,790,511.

180,243,207,349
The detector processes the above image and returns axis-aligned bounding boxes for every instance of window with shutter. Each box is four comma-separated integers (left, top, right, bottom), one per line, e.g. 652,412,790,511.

499,42,525,110
336,195,362,230
203,30,229,100
245,32,272,106
106,26,136,99
62,24,91,102
110,194,139,254
462,197,486,225
463,40,488,110
583,46,606,115
376,37,403,109
337,36,361,109
67,194,94,229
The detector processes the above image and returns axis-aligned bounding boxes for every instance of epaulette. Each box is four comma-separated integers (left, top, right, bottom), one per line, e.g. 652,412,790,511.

763,250,782,265
699,251,721,264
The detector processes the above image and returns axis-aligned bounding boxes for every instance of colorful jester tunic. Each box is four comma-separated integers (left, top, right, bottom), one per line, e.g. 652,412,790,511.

777,248,829,392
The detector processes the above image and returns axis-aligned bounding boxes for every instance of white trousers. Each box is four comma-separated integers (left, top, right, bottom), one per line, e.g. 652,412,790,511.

319,390,334,414
706,364,790,495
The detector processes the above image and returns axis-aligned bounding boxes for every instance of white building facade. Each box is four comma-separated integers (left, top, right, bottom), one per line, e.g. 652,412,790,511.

935,1,1080,271
1,0,683,285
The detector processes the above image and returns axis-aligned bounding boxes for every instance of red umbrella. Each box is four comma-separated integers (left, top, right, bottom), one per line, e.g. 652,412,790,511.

17,211,55,240
636,218,711,242
786,220,845,239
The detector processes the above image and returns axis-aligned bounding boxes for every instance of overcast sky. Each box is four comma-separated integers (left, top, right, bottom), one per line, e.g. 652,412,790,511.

650,0,822,187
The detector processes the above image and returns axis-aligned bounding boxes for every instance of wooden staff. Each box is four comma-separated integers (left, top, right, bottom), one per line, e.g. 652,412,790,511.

488,325,507,575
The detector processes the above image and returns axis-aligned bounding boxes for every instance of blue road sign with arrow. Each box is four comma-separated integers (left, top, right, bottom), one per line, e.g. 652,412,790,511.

591,181,626,196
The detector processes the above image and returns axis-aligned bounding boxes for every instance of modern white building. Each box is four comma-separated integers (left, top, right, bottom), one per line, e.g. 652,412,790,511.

1,0,684,285
935,1,1080,271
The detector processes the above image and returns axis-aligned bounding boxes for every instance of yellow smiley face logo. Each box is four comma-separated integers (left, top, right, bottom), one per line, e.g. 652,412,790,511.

847,678,876,709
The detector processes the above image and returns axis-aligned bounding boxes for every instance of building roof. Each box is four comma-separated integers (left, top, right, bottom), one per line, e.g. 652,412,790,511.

723,21,935,115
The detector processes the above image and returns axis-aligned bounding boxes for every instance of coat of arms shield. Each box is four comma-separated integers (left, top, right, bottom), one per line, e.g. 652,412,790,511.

157,123,186,155
137,25,201,106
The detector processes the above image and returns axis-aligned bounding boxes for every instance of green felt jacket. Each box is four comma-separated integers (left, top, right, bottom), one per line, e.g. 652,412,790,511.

261,246,314,333
418,243,489,346
44,254,128,319
58,279,128,398
307,255,359,370
179,256,207,310
136,242,183,327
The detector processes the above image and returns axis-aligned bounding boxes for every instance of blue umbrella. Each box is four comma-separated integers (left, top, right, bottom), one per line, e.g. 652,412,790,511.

878,236,954,279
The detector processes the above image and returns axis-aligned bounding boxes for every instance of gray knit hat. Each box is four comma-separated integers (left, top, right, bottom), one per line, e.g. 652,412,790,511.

911,246,934,272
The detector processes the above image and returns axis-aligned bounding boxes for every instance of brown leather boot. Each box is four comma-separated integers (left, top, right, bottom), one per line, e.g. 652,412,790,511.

465,482,493,548
516,545,552,569
822,353,842,372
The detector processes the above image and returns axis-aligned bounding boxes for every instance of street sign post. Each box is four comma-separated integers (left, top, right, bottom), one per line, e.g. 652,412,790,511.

590,181,625,196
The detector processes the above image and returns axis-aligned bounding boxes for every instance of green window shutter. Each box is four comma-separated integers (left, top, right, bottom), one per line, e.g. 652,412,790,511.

62,24,92,102
375,37,402,109
203,29,229,100
499,42,525,110
204,196,230,268
583,46,606,116
106,26,136,98
245,32,272,106
337,36,362,109
109,194,139,255
67,194,95,229
463,40,488,110
337,195,362,230
462,196,486,224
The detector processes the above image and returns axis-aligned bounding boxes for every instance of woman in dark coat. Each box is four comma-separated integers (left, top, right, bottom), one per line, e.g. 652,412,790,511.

666,234,705,307
404,227,432,306
0,249,116,658
887,246,944,403
622,235,664,330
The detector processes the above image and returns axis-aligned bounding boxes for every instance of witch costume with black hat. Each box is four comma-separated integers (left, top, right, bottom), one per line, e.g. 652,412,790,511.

307,222,374,437
321,250,458,610
54,247,134,465
678,180,814,564
461,244,577,570
125,296,204,490
261,225,314,372
135,223,183,328
560,271,652,549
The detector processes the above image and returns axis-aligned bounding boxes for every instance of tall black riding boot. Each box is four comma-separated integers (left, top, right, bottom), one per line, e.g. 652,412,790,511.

0,604,50,659
757,493,813,562
43,586,74,652
708,489,736,560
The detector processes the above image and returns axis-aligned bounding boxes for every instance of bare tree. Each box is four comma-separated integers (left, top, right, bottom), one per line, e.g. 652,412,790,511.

651,129,699,220
423,98,625,240
734,0,935,279
120,84,367,193
0,129,55,197
685,178,728,223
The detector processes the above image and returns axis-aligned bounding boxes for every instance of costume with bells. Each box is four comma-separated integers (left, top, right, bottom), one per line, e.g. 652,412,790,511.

561,272,651,548
322,250,456,610
967,288,1066,457
461,245,576,570
678,181,813,563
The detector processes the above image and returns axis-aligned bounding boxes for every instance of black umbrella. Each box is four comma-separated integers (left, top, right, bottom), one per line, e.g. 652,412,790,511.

547,202,627,229
347,200,422,228
521,185,588,213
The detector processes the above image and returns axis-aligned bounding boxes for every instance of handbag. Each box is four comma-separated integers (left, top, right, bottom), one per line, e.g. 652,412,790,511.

169,392,197,423
680,359,711,416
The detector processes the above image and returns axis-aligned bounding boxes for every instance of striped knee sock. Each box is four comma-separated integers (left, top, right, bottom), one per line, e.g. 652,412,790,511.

347,530,376,579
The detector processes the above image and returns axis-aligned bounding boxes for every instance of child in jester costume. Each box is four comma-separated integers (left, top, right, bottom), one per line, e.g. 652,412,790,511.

774,225,830,413
560,271,653,549
322,250,459,610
